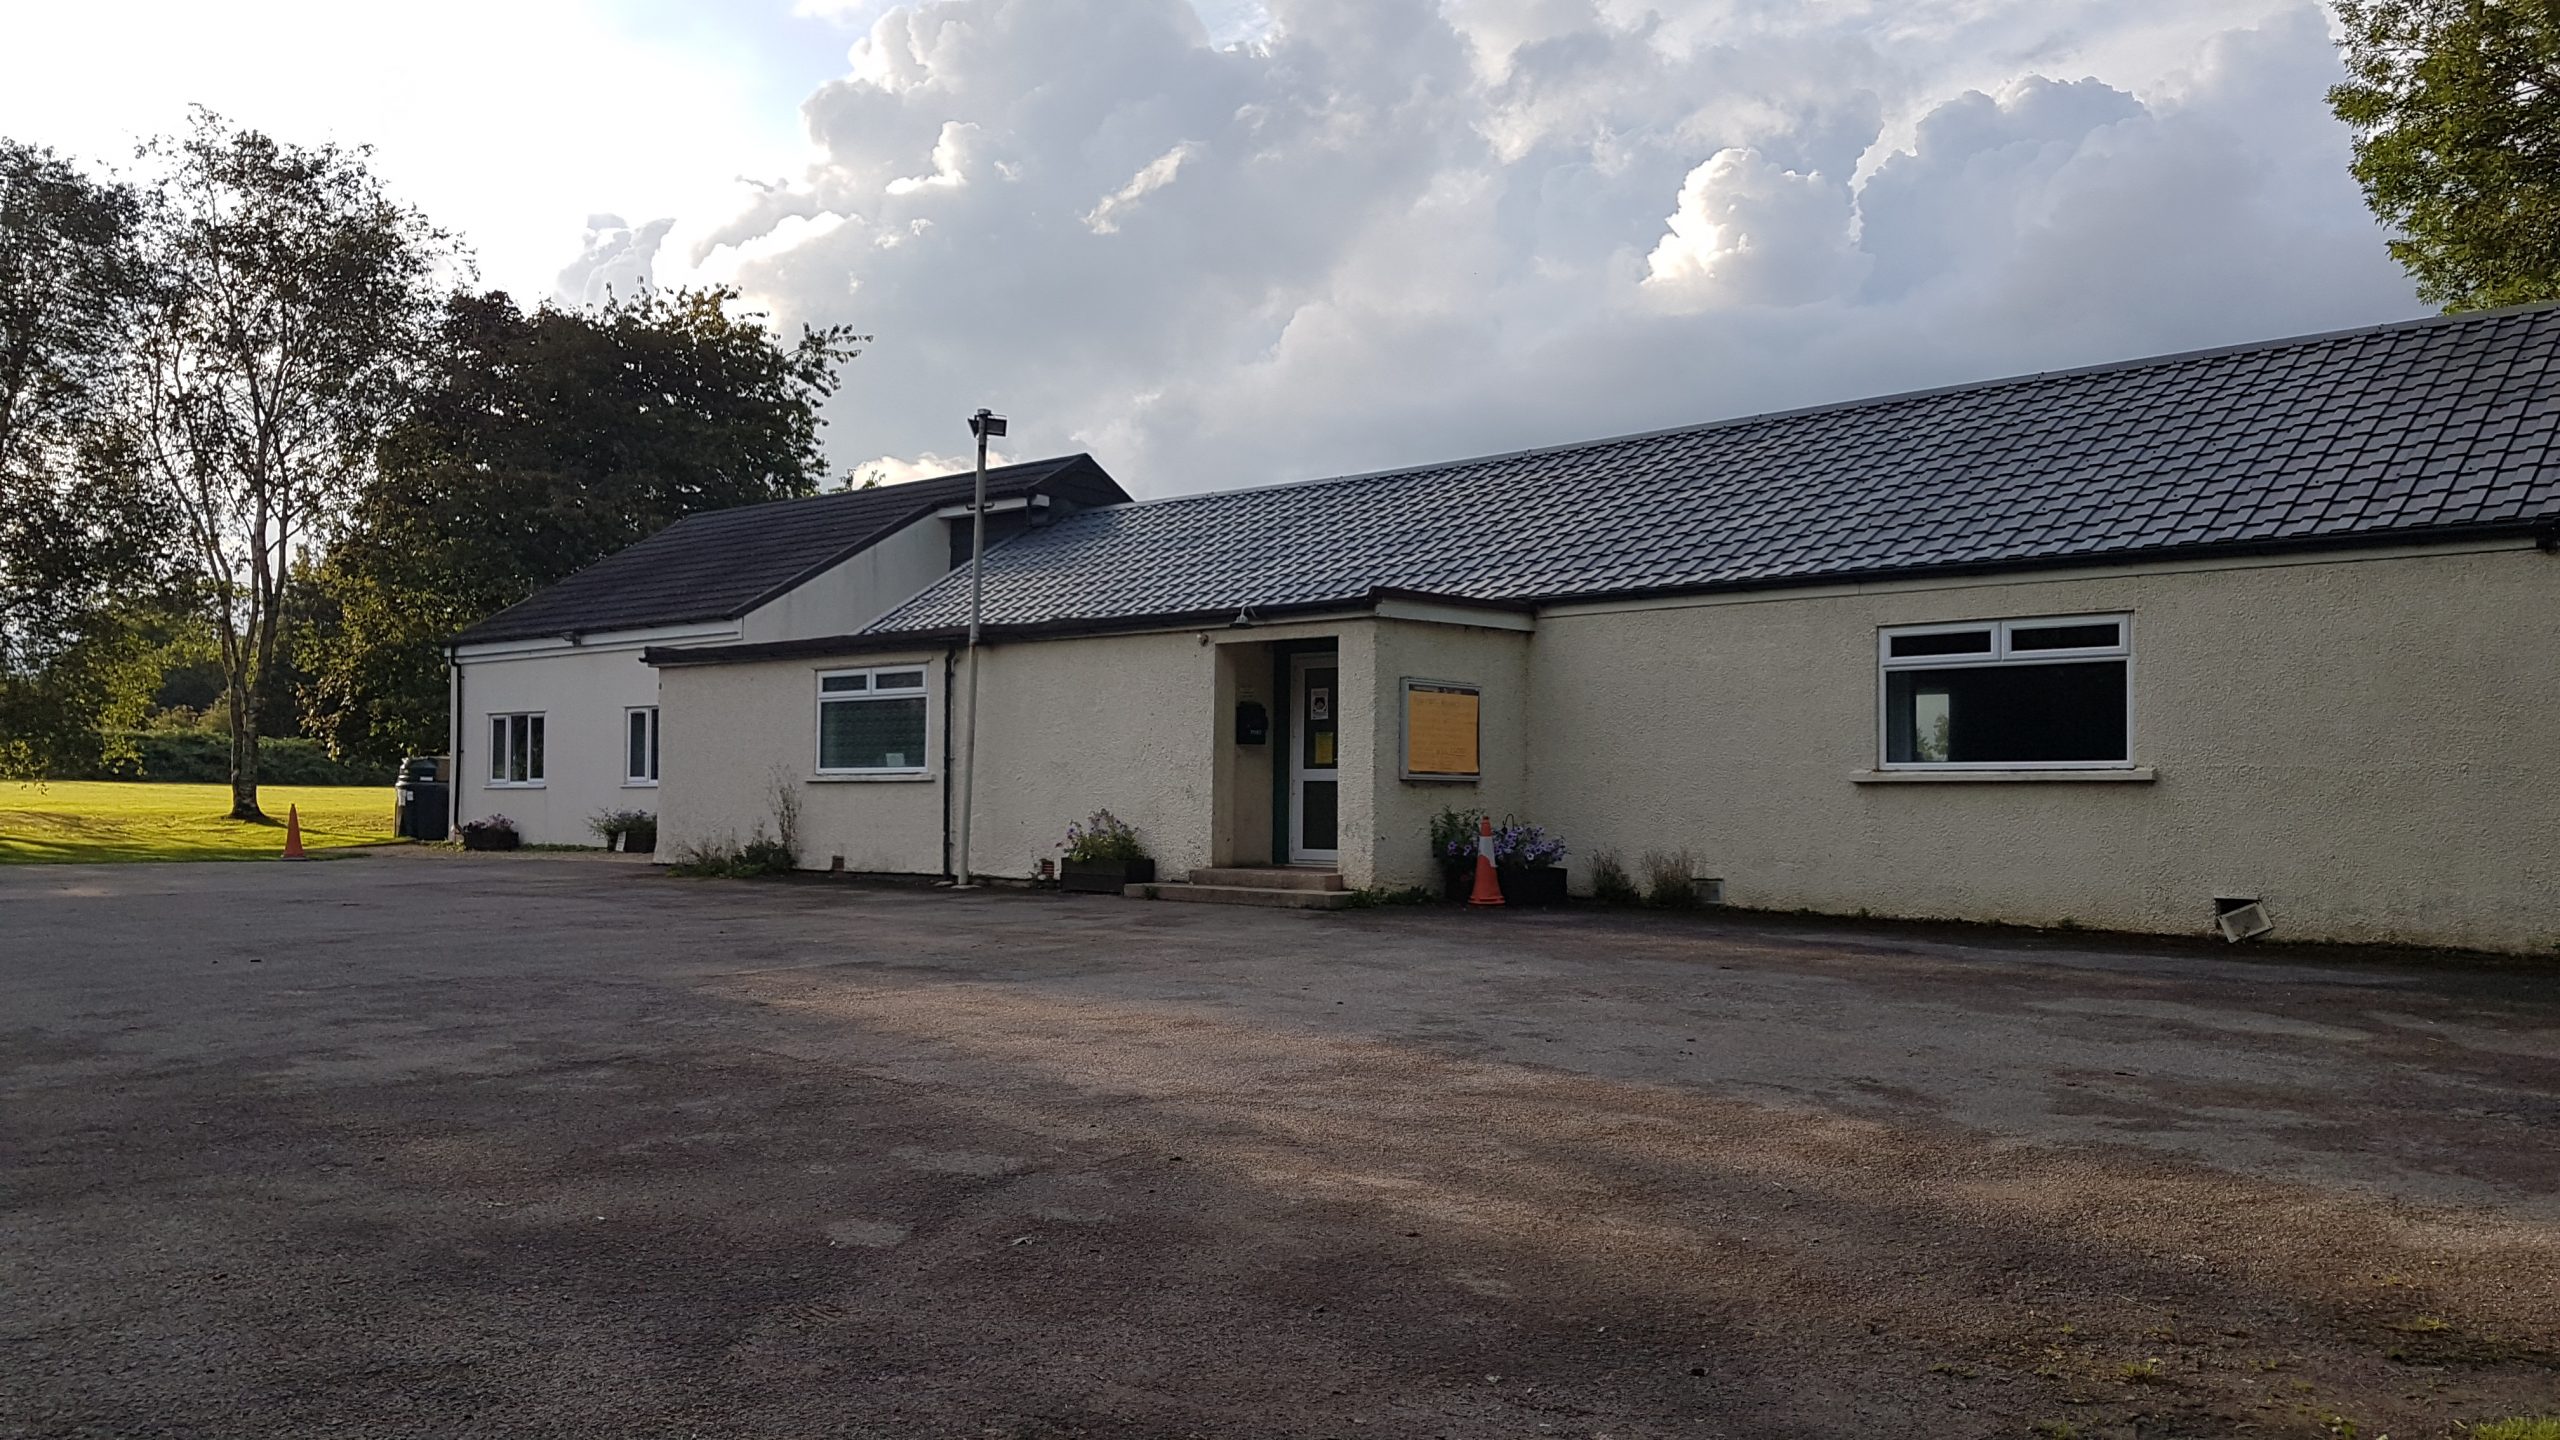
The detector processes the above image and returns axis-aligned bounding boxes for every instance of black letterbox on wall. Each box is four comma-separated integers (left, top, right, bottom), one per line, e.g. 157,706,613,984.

1235,700,1269,745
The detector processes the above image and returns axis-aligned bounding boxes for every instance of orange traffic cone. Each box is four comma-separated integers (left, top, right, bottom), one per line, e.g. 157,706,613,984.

1467,814,1504,907
282,804,307,861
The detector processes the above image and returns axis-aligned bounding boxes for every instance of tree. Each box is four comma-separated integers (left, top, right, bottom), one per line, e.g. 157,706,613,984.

121,112,452,818
2330,0,2560,310
0,139,169,780
298,287,862,764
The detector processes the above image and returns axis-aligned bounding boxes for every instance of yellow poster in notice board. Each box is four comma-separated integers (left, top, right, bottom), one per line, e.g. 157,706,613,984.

1404,681,1481,778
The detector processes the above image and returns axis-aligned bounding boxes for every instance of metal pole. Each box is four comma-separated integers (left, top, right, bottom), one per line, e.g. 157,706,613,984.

955,410,992,887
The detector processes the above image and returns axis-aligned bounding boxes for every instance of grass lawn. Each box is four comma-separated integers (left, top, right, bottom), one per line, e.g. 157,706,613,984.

0,782,398,864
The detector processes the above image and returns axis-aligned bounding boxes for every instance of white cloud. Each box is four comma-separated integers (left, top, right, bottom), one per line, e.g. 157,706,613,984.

3,0,2422,500
847,449,1013,486
681,0,2414,496
556,215,674,306
1085,143,1204,235
1641,148,1863,310
886,121,980,195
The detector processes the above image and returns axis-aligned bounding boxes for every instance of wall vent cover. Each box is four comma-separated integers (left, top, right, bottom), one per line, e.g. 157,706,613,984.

2215,901,2274,943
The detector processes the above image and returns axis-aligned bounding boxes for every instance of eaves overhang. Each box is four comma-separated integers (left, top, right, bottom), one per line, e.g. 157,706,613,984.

642,586,1535,669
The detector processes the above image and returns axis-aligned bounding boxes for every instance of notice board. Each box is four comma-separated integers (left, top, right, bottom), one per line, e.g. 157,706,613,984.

1402,679,1481,781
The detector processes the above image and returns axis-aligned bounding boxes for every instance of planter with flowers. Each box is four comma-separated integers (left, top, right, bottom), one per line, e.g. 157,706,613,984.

1495,821,1570,906
459,814,521,852
1059,810,1156,894
1433,809,1568,905
1431,806,1490,900
1495,814,1566,901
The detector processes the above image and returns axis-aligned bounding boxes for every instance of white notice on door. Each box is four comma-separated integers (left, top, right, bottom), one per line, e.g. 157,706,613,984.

1310,688,1331,722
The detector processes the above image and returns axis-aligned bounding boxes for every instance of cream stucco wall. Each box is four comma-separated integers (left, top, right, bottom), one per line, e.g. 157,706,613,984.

957,620,1381,884
455,513,962,848
452,638,670,845
652,619,1391,885
651,540,2555,950
1363,618,1533,889
1527,542,2560,951
656,649,952,873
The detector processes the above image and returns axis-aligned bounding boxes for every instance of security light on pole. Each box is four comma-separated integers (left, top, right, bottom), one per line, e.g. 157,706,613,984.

953,408,1005,888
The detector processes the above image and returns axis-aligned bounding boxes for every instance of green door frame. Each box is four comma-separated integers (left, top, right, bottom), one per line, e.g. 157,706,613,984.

1267,638,1338,865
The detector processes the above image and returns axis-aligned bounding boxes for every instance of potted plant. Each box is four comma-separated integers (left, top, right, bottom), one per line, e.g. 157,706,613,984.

1059,810,1155,894
459,814,520,852
588,808,658,853
1431,806,1489,903
1492,819,1569,907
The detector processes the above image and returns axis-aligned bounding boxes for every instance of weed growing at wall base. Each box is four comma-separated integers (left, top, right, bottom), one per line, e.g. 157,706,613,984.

668,773,802,878
667,834,796,878
1339,885,1439,908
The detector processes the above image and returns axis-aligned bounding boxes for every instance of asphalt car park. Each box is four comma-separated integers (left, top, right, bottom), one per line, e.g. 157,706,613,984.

3,851,2554,1437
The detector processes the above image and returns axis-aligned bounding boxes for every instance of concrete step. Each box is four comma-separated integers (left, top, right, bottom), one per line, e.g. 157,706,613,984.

1126,882,1357,910
1186,866,1347,892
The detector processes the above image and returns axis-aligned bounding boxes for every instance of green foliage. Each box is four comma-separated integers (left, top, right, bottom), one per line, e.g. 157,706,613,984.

1430,804,1488,868
0,141,172,780
300,286,865,765
667,833,798,878
1641,848,1699,908
125,110,454,817
2329,0,2560,309
40,730,379,785
1589,848,1642,905
0,611,160,782
1061,809,1147,862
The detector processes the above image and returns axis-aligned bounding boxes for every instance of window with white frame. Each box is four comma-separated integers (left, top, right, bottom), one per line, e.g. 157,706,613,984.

1878,615,2130,768
816,667,929,774
625,707,659,785
488,712,546,785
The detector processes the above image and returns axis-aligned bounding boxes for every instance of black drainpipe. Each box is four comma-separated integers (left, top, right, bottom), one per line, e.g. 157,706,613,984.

939,644,958,879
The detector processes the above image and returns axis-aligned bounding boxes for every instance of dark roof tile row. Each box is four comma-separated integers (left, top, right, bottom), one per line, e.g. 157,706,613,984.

873,307,2560,633
453,455,1125,645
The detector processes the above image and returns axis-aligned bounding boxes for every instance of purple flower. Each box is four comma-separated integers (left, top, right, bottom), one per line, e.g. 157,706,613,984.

1492,823,1565,868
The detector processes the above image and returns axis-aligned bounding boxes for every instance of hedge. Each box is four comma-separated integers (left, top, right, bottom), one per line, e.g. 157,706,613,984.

55,732,385,787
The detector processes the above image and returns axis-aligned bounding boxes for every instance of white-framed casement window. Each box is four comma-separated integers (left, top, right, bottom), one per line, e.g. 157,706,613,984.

816,666,930,775
1878,615,2131,769
487,712,546,786
625,706,659,786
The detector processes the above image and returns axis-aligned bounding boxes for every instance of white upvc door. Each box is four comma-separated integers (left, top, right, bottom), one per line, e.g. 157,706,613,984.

1288,653,1340,865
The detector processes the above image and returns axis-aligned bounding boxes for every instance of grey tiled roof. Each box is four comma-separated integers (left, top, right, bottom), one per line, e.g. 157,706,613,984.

871,307,2560,634
453,455,1125,645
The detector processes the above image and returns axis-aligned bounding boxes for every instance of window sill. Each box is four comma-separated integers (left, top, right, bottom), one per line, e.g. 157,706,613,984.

1853,766,2155,785
485,782,547,790
808,772,936,784
621,781,659,789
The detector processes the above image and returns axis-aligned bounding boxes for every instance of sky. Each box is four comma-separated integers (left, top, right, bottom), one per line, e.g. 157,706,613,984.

2,0,2426,498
